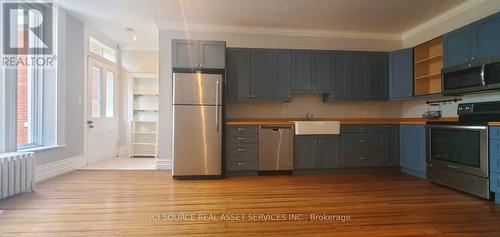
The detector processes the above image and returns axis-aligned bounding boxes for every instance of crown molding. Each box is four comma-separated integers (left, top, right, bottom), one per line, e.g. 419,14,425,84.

155,22,401,41
401,0,490,42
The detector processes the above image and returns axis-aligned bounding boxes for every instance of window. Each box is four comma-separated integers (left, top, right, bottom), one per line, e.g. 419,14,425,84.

105,71,114,118
89,37,117,63
89,60,116,119
16,10,43,149
91,66,102,118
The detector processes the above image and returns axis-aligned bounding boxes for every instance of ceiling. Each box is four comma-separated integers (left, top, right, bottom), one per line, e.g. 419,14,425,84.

56,0,467,51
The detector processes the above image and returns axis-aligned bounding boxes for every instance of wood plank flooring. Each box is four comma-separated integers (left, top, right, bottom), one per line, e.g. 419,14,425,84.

1,170,500,236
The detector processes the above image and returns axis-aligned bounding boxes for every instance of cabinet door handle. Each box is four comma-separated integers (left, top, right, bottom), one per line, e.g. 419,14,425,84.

237,162,247,166
359,140,365,143
470,57,475,61
359,157,366,160
237,137,247,141
237,148,247,152
237,128,246,131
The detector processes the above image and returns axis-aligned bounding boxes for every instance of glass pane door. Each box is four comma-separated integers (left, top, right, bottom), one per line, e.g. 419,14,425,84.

91,65,102,118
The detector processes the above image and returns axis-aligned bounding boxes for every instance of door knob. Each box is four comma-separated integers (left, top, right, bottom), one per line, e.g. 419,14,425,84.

87,120,94,128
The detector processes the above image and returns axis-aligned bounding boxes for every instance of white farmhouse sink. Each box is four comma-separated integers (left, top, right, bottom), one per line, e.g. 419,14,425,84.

294,121,340,135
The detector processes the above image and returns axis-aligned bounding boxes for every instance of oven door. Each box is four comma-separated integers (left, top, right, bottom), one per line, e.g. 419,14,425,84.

427,124,488,178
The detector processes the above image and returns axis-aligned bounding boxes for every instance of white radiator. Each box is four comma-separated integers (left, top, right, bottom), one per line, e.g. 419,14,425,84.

0,152,35,200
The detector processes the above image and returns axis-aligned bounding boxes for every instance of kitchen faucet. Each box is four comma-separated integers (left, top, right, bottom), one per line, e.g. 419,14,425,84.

305,112,314,120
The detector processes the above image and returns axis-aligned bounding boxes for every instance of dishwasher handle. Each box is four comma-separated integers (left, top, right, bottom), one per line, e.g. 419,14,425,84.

260,125,293,131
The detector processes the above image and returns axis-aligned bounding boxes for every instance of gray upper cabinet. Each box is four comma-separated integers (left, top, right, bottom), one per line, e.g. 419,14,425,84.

292,50,331,92
292,50,313,91
172,39,226,69
172,39,198,69
389,48,413,100
326,51,388,101
227,48,251,101
199,41,226,69
476,12,500,60
312,51,331,92
366,52,388,100
444,12,500,68
226,48,292,102
444,25,475,68
276,50,293,101
251,49,276,100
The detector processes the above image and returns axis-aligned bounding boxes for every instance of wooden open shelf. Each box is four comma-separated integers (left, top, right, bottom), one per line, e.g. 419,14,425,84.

413,36,443,96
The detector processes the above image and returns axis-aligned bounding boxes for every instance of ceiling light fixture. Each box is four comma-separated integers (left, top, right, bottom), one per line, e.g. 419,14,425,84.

126,27,137,41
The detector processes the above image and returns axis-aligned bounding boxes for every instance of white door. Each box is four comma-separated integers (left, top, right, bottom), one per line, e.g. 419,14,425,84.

86,56,119,165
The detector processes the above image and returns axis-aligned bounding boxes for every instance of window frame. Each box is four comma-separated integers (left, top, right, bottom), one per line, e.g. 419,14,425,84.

16,8,45,150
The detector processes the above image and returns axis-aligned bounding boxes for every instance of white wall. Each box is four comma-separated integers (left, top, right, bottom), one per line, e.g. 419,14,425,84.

227,94,402,118
158,30,401,167
35,10,85,165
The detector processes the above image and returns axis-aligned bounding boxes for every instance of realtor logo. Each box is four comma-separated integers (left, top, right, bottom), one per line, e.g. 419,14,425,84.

3,2,53,55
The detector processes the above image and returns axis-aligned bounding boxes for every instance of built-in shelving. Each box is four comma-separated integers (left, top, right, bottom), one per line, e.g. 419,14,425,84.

413,37,444,96
130,74,159,158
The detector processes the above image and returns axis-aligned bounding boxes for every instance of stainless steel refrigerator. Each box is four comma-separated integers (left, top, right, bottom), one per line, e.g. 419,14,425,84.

172,72,223,177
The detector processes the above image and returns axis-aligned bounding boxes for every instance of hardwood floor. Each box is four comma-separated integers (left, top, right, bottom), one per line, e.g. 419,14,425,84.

1,170,500,236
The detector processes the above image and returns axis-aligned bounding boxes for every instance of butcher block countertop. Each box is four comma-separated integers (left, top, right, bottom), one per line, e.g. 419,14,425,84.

225,117,459,126
490,122,500,126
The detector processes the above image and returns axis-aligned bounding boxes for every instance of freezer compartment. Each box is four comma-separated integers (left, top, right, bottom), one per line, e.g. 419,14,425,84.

172,105,222,176
259,126,294,171
173,73,223,105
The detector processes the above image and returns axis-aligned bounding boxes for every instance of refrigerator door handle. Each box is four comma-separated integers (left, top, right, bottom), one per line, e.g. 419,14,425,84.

215,80,220,131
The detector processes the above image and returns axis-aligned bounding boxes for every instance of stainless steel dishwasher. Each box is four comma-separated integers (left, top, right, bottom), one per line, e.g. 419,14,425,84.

259,125,294,172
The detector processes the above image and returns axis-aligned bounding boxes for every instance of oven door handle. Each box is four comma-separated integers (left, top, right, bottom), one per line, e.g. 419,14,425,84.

427,125,488,130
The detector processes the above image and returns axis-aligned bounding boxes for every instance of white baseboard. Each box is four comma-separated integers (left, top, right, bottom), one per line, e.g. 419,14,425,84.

155,159,171,170
35,155,86,182
118,146,129,157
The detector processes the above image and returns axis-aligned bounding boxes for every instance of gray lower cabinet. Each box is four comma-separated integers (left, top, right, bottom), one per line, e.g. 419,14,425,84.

339,125,396,167
172,39,226,69
389,48,413,100
399,125,426,177
386,125,400,167
294,135,339,170
226,48,292,101
225,125,259,173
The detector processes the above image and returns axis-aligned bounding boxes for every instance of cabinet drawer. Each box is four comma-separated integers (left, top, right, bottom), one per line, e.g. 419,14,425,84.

341,125,386,133
226,126,259,135
491,172,500,193
226,158,258,171
341,133,385,150
226,144,258,158
491,127,500,140
226,134,258,144
340,151,385,167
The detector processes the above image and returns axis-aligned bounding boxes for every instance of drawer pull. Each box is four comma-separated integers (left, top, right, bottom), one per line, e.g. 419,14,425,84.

237,128,246,131
359,140,365,143
237,137,247,140
237,162,248,166
359,157,366,160
237,148,247,152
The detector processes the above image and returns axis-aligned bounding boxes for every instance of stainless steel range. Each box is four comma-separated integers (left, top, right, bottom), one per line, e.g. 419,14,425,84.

427,101,500,199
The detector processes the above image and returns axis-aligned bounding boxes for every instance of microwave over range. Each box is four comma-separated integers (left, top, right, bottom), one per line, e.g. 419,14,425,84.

442,57,500,95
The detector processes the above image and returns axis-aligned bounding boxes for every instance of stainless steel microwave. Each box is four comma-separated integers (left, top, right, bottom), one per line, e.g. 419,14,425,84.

442,57,500,95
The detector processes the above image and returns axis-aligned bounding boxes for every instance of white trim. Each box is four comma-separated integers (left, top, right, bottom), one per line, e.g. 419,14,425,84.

155,159,171,170
19,144,66,152
118,146,129,157
130,73,159,79
155,22,401,41
35,155,86,182
401,0,490,42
